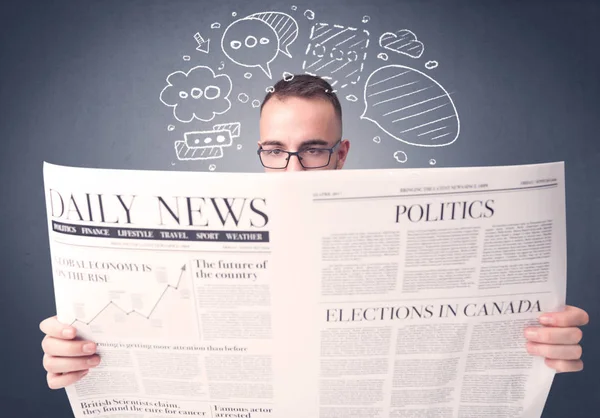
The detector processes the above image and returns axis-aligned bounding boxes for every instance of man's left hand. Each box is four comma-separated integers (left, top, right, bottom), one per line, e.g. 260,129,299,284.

525,305,589,373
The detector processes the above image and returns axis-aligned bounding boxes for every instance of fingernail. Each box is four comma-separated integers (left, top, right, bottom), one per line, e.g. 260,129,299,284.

87,357,100,366
62,328,75,338
525,329,538,339
540,315,555,325
83,343,96,354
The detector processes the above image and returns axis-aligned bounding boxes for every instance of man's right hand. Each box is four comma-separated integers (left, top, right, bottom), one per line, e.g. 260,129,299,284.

40,316,101,389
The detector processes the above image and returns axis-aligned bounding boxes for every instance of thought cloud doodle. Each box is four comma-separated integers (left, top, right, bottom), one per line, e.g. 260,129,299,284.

361,65,459,147
160,65,232,123
175,122,241,161
425,60,439,70
221,12,299,79
303,22,369,89
394,151,408,163
379,29,424,59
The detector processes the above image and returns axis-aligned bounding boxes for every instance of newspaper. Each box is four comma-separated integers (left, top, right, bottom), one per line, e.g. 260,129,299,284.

43,161,566,418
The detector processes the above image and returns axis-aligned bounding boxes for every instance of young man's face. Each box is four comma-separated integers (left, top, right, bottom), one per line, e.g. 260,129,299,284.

258,96,350,172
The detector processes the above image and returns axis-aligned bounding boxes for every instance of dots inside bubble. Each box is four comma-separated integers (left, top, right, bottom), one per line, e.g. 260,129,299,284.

260,37,270,45
217,135,226,143
429,159,437,166
245,35,258,48
194,139,200,144
209,164,216,171
373,136,381,144
183,55,191,61
304,9,315,20
362,15,370,23
231,40,242,50
244,72,252,79
204,137,212,144
167,125,175,131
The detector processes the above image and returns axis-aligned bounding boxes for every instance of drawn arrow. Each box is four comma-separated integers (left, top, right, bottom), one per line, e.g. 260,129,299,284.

69,264,188,326
194,32,210,54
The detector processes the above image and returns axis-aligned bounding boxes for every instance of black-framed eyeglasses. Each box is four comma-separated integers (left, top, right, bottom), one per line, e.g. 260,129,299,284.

257,139,342,169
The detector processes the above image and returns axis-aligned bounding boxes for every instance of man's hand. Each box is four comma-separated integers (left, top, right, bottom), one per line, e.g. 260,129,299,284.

40,316,101,389
525,305,589,373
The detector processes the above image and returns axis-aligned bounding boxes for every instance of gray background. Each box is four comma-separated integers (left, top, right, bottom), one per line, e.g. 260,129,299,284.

1,0,599,417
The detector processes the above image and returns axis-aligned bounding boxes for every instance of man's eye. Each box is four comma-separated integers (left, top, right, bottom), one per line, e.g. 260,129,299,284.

265,149,284,155
304,148,326,155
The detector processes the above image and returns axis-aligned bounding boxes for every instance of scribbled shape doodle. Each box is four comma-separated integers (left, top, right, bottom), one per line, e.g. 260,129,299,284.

425,60,439,70
303,22,369,89
160,65,232,123
174,122,241,161
221,12,299,79
379,29,424,59
361,65,459,147
283,71,294,81
393,150,408,163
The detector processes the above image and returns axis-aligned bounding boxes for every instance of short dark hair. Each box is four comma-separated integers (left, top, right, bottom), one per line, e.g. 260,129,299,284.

260,74,342,123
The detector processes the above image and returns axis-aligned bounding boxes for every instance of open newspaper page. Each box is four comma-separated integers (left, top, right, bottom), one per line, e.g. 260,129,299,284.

44,163,281,418
271,162,566,418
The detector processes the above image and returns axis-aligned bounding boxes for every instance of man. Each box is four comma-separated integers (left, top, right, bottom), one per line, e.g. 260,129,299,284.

40,75,589,389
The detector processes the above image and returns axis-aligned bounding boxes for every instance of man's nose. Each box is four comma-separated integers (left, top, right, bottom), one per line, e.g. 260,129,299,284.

285,154,305,172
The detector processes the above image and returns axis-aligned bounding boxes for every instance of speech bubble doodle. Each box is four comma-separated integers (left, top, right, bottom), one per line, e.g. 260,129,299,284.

379,29,424,59
393,150,408,163
425,60,439,70
160,65,232,123
174,122,241,161
221,17,279,78
248,12,299,58
361,65,459,148
302,22,369,90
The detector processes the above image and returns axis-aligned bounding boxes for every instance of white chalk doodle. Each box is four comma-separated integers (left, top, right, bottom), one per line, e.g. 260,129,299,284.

346,94,358,102
174,122,241,161
252,99,261,108
360,65,459,147
167,125,175,131
244,72,252,79
425,60,439,70
222,12,298,78
232,12,237,17
248,12,298,58
238,93,249,103
377,52,388,61
379,29,424,59
218,61,225,70
291,5,297,11
302,22,369,90
429,158,436,165
393,150,408,163
283,71,294,81
266,86,275,93
237,144,243,150
183,55,191,61
209,164,217,171
373,136,381,143
304,10,315,20
211,22,221,29
362,15,370,24
160,65,232,123
194,32,210,54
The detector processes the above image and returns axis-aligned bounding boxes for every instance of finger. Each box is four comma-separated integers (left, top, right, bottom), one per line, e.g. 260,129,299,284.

526,342,582,360
47,370,89,390
43,353,101,374
545,358,584,373
524,326,583,345
39,316,77,340
42,335,97,357
539,306,589,327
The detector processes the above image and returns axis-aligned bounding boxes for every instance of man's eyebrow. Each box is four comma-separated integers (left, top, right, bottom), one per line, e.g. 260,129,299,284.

299,139,329,147
259,140,285,147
